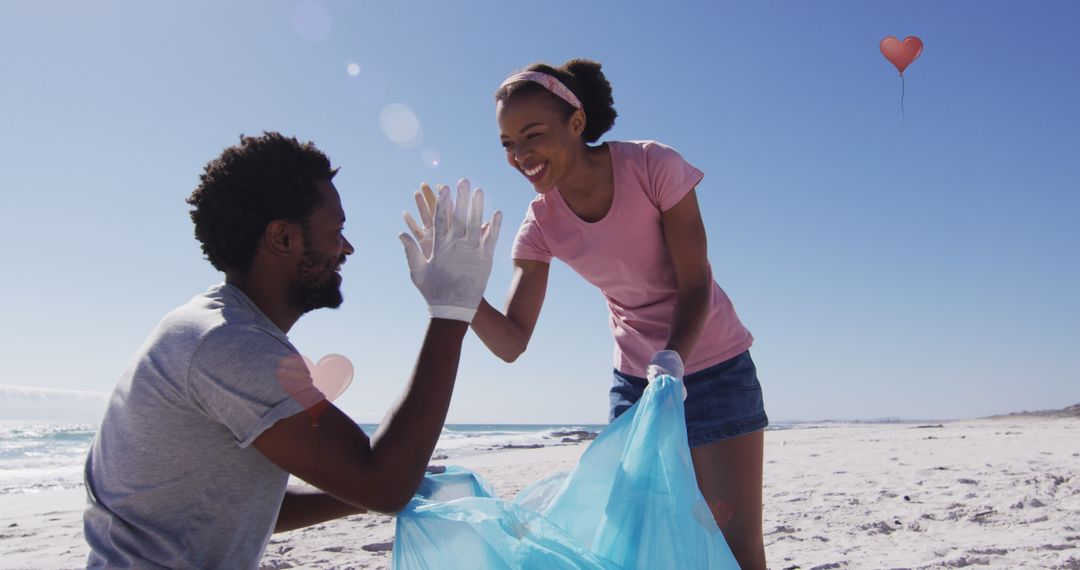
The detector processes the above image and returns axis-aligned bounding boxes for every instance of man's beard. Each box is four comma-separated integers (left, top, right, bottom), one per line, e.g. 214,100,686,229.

287,249,343,315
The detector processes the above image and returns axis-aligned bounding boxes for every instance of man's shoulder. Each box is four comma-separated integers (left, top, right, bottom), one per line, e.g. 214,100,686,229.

153,286,232,341
191,320,294,368
165,283,275,331
153,284,291,358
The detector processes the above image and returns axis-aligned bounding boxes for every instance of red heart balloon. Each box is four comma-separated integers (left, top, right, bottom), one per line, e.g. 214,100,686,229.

880,35,923,74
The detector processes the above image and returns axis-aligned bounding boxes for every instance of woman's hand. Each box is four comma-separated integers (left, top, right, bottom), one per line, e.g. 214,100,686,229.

403,182,438,259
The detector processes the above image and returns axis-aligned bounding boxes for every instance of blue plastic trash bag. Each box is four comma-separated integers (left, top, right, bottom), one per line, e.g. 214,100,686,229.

392,375,740,569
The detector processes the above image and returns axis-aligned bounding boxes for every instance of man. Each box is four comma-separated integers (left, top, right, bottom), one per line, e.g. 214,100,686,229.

83,132,501,568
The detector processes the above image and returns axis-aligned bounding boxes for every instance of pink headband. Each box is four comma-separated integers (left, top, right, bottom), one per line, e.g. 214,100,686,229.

499,71,583,110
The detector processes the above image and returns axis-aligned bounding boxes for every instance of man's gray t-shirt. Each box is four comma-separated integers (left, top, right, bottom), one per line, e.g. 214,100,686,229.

84,283,322,569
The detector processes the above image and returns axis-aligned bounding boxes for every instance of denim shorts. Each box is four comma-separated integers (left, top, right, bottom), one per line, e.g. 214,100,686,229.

609,350,768,448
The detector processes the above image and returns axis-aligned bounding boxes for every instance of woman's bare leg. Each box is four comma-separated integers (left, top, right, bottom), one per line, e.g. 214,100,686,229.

690,429,767,569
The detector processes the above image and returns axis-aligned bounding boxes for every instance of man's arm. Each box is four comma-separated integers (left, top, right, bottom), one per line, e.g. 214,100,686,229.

254,319,468,514
257,182,500,516
274,485,367,533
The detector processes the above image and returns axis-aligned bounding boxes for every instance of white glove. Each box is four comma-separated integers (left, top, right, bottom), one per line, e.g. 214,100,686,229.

647,349,687,401
399,179,502,322
403,182,437,259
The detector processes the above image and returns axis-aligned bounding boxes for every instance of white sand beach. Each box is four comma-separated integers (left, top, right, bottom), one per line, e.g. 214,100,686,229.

2,417,1077,569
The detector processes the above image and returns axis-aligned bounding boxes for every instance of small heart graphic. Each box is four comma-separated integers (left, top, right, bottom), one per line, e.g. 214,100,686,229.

880,35,923,74
304,354,353,402
276,353,354,420
276,354,323,409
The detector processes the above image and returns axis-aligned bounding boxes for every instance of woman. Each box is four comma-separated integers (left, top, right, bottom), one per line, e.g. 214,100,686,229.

408,58,768,568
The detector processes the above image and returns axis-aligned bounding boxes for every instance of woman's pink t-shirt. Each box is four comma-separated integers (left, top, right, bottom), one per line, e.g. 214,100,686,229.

511,140,753,377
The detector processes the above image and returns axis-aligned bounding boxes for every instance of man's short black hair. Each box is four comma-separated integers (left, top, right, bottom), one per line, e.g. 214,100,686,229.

186,132,338,274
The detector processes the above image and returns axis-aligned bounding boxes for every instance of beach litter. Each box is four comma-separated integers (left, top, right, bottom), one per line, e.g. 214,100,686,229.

391,375,739,569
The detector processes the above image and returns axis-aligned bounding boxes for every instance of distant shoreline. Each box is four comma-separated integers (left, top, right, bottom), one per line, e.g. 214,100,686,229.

983,402,1080,420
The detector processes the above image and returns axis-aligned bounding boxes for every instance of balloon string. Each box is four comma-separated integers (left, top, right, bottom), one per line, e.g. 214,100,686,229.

315,423,322,480
900,73,906,122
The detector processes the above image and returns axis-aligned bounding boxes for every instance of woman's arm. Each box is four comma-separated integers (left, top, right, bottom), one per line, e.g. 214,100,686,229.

659,189,713,360
405,182,548,363
470,259,550,362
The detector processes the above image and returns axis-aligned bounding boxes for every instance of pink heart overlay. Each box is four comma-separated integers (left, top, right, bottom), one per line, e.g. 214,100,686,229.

276,353,353,419
880,35,923,74
303,354,353,402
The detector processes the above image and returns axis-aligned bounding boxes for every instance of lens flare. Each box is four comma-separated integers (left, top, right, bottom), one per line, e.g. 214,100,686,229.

421,149,441,168
380,103,422,148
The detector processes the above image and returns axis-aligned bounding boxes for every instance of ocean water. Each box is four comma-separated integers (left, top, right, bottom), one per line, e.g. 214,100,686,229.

0,421,606,495
0,419,824,496
0,422,98,495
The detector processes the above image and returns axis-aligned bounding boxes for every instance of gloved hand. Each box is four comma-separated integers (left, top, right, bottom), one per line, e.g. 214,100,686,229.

399,179,502,323
403,182,438,259
647,349,687,401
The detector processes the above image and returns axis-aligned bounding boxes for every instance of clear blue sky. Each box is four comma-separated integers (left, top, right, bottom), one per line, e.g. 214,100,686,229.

1,1,1077,424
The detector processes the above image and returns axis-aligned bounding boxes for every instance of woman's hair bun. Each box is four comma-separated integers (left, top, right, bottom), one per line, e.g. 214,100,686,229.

559,58,617,143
